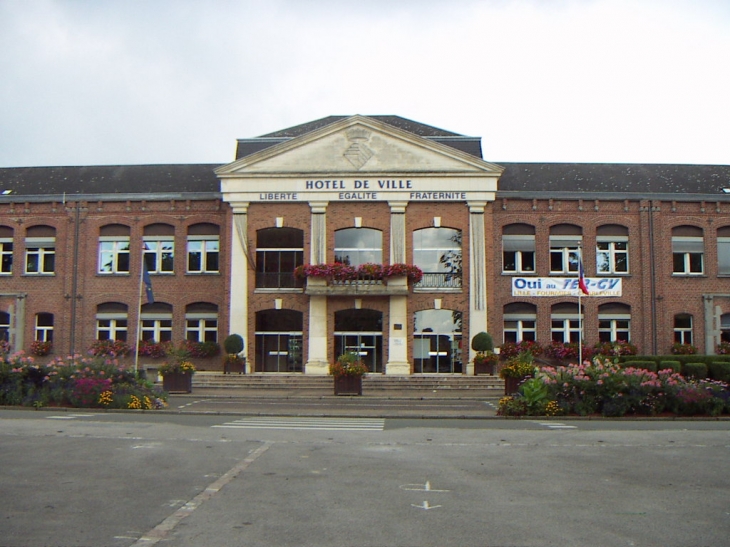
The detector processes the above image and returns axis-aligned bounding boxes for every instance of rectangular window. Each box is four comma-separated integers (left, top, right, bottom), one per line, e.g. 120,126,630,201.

141,318,172,342
35,313,54,342
96,317,128,341
502,236,535,274
256,249,303,288
186,317,218,343
0,239,12,274
503,319,536,344
672,237,704,275
598,318,630,342
551,318,581,343
187,237,219,273
549,237,579,274
596,238,629,274
98,238,130,274
25,238,55,274
673,316,693,345
144,239,174,274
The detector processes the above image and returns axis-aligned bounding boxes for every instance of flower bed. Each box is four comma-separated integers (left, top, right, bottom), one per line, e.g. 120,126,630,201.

0,352,167,410
498,358,730,417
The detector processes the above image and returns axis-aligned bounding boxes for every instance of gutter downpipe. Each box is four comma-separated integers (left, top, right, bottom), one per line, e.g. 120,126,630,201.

68,202,81,354
648,202,658,355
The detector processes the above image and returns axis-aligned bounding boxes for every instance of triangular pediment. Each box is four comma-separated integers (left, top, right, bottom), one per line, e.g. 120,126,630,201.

216,115,503,177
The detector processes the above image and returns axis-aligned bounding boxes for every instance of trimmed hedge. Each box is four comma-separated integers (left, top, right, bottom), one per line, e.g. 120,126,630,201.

622,360,658,372
709,361,730,382
682,362,708,379
621,355,730,367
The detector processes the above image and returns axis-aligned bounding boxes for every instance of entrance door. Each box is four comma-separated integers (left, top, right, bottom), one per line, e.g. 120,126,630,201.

334,309,383,373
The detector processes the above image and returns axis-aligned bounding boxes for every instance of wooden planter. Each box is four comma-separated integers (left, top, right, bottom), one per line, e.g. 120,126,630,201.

504,376,527,395
334,375,363,396
224,356,246,374
474,361,496,375
162,372,193,393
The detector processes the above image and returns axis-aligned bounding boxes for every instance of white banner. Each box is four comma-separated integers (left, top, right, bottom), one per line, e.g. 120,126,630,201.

512,277,622,297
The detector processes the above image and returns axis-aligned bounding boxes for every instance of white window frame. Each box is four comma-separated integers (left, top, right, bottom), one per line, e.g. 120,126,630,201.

334,228,383,267
502,235,535,274
35,313,54,342
549,236,580,274
503,314,537,344
185,313,218,343
25,237,55,275
672,236,704,275
598,314,631,342
144,237,175,274
96,313,128,341
673,315,693,345
98,237,130,274
596,236,629,274
551,314,582,343
0,238,12,274
718,237,730,275
141,314,173,342
187,236,219,274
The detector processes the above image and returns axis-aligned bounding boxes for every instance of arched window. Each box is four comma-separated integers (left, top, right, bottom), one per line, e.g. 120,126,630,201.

502,224,535,274
717,226,730,275
35,312,54,342
256,227,304,288
550,224,582,274
334,228,382,267
413,309,463,373
672,226,704,275
598,303,631,342
503,303,537,344
551,302,582,343
596,225,629,274
187,223,220,274
255,309,303,372
143,224,175,274
413,227,462,288
99,224,130,274
25,225,55,275
96,302,128,341
673,314,693,346
185,303,218,343
0,225,13,274
0,311,10,344
140,303,173,343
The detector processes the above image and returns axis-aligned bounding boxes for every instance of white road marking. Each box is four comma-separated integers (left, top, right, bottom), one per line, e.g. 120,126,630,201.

212,416,385,431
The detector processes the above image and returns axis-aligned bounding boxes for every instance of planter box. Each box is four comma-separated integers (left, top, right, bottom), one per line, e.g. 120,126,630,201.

162,372,193,393
224,357,246,374
474,361,496,375
504,376,527,395
334,375,363,396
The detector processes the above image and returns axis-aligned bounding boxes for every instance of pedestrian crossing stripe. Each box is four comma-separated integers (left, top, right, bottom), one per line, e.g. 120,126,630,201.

212,416,385,431
538,422,577,429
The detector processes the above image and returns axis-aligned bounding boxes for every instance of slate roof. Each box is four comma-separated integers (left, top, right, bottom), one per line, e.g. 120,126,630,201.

236,115,484,160
0,164,220,198
497,163,730,197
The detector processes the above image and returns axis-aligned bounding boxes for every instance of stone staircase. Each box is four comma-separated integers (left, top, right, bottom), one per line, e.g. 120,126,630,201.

192,372,504,395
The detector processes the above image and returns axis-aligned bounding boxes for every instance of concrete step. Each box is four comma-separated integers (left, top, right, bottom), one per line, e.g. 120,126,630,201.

191,373,505,391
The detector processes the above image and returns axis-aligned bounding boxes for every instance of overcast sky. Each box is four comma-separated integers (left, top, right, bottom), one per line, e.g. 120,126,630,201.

1,0,729,168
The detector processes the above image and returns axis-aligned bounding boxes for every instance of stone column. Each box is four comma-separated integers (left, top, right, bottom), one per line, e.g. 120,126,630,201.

467,201,488,376
387,201,410,374
307,202,329,374
230,202,250,372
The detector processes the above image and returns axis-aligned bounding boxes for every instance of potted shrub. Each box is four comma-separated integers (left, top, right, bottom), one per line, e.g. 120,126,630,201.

223,334,245,374
471,332,497,375
159,346,195,393
330,352,368,395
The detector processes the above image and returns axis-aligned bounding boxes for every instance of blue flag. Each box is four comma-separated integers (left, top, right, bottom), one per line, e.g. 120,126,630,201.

143,258,155,303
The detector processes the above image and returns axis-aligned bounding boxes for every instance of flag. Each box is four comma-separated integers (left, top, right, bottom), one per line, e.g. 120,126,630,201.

143,258,155,303
578,259,589,295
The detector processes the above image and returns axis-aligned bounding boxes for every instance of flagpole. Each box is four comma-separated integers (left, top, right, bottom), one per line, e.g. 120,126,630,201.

578,243,583,364
134,244,145,376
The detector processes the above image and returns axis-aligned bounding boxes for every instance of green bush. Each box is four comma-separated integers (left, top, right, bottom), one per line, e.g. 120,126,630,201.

708,362,730,382
471,332,494,353
682,362,708,379
659,360,681,373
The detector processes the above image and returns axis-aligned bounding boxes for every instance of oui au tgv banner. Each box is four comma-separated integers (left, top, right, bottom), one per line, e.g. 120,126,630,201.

511,277,622,297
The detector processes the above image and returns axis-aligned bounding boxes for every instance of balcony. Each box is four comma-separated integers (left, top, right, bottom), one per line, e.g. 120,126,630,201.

304,275,410,296
414,272,462,291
